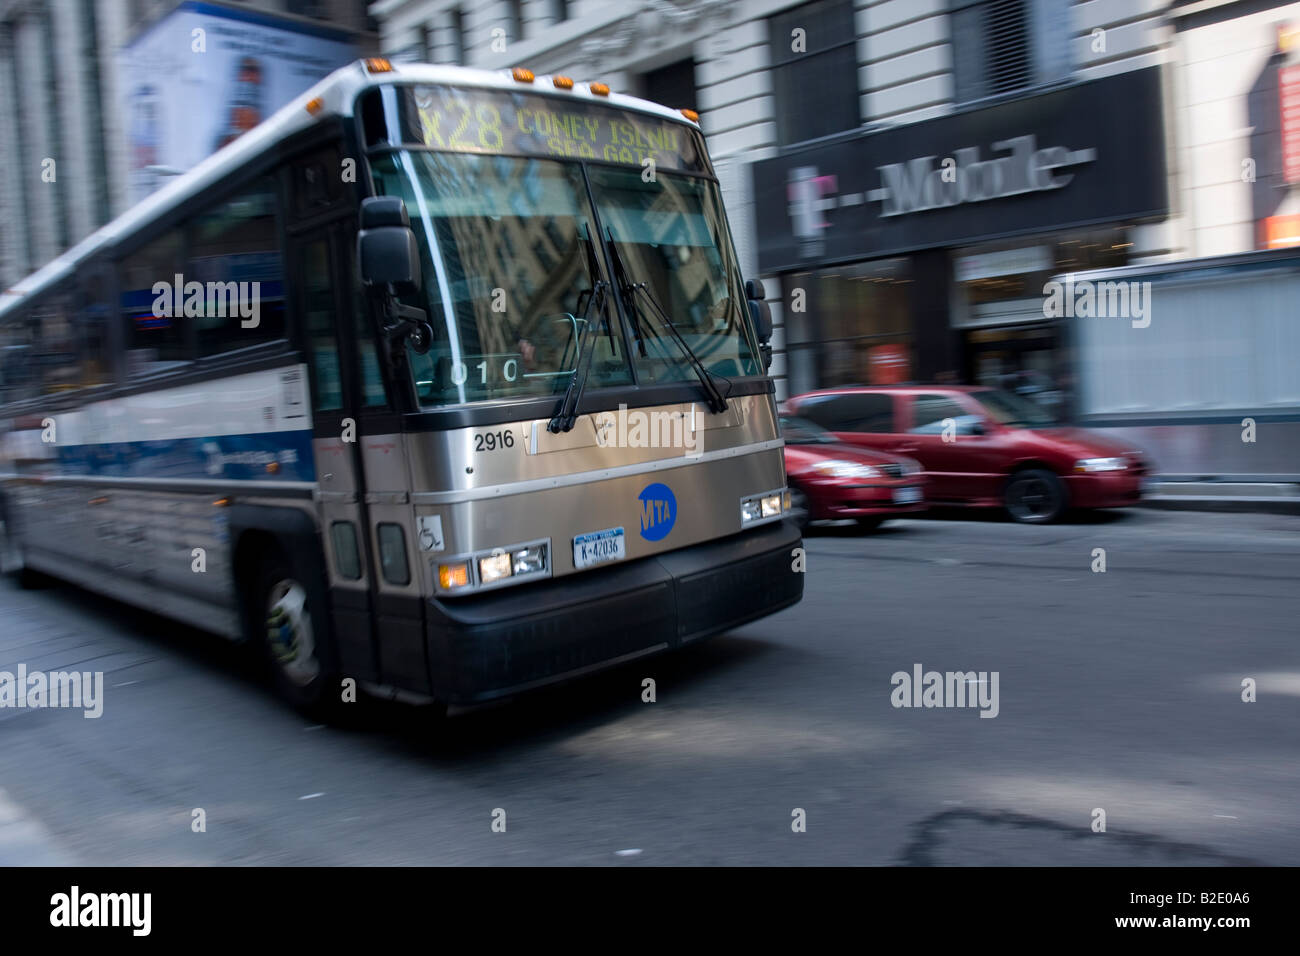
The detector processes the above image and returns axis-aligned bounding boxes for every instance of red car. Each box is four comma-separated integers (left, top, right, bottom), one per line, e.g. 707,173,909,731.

780,413,927,531
784,386,1150,523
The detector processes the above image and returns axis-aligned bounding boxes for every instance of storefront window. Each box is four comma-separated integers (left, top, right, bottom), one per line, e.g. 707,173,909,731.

783,258,912,392
951,229,1131,418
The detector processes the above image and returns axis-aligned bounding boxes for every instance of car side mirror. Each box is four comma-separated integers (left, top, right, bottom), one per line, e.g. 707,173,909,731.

969,420,987,436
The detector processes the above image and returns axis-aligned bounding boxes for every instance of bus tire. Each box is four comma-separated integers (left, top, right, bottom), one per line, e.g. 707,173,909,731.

0,501,46,588
253,547,339,717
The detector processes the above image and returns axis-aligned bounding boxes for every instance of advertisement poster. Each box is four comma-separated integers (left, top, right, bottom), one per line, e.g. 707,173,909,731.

120,1,357,202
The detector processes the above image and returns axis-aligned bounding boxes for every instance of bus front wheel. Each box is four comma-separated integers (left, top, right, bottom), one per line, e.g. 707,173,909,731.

254,551,337,716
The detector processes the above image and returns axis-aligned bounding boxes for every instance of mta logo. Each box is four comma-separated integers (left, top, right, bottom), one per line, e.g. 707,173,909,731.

638,482,677,541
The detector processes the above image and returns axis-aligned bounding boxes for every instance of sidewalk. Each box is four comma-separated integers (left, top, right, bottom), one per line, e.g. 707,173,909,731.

1139,479,1300,515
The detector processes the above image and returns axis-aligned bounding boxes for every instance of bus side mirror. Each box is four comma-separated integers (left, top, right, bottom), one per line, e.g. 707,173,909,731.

358,196,421,294
745,278,773,370
358,196,432,356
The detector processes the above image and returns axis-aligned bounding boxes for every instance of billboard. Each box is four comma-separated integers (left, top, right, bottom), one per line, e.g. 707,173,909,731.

120,1,358,202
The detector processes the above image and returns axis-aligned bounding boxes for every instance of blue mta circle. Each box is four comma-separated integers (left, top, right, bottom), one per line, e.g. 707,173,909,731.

638,483,677,541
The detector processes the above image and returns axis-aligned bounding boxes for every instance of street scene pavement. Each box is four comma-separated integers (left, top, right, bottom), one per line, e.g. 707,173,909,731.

2,508,1294,866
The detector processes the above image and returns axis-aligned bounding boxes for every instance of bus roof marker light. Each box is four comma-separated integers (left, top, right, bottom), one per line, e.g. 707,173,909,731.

512,67,535,83
553,76,574,90
589,82,610,96
364,58,393,74
679,108,699,122
305,97,324,115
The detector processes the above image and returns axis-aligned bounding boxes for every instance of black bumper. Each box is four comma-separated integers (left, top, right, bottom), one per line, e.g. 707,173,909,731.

425,520,804,704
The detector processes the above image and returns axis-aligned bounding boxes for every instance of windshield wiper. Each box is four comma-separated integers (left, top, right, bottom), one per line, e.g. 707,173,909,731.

549,232,611,433
604,230,729,414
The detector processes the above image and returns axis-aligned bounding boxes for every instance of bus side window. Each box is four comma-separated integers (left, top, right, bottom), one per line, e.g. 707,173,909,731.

77,268,115,387
188,177,286,356
347,243,388,408
119,229,190,377
301,238,342,412
377,523,410,586
29,292,80,394
330,521,362,580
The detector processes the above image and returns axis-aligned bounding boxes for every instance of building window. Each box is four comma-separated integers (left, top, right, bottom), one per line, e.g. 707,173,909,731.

769,0,859,146
450,8,467,65
782,258,913,392
422,23,436,62
552,0,569,23
507,0,524,43
951,0,1072,103
641,58,698,111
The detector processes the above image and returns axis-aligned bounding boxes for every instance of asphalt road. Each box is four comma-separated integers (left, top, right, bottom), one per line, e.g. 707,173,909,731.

1,507,1296,866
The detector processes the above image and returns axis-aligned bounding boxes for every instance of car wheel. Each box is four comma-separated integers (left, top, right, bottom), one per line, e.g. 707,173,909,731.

855,516,885,532
1005,469,1067,524
254,551,336,715
787,485,811,530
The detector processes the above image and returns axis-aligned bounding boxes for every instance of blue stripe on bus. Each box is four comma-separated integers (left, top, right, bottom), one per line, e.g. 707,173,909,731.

54,429,316,482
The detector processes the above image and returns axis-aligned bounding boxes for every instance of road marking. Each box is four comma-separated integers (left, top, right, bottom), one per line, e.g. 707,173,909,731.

298,792,325,800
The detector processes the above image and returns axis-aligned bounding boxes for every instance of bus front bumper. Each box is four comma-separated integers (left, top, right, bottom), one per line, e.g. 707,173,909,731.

425,520,804,705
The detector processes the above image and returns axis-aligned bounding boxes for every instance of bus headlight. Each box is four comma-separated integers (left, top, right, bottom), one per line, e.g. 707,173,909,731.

436,538,552,594
479,551,513,584
741,489,787,525
512,544,547,575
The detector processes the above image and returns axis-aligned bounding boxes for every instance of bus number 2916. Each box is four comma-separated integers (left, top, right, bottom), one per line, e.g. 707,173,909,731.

474,430,515,452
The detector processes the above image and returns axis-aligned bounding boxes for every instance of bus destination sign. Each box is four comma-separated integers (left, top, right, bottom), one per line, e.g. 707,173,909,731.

401,85,711,175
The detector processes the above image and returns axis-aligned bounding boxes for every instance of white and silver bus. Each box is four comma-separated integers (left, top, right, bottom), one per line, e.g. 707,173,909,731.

0,59,802,713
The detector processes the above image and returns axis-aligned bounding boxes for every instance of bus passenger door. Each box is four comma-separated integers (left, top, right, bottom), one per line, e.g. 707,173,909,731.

291,224,381,687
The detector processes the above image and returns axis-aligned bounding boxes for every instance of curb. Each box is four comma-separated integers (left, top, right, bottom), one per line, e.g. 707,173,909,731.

1137,496,1300,515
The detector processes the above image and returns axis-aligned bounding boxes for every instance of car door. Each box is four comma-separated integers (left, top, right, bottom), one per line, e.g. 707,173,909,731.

900,392,1004,502
801,392,900,454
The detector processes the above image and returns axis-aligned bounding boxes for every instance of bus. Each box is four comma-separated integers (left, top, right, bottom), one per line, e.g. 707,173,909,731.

0,59,803,714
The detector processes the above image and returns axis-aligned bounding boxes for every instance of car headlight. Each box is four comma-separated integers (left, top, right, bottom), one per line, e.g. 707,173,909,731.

812,459,881,479
1074,457,1127,473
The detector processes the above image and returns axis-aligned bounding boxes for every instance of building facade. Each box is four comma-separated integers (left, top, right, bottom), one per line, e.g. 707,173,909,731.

0,0,376,290
370,0,1300,403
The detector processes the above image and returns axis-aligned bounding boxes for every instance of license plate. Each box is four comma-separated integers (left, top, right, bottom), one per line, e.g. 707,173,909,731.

573,527,625,569
893,485,923,505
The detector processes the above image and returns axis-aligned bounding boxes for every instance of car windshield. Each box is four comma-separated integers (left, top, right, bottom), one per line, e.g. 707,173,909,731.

780,415,837,444
371,150,633,408
972,388,1058,427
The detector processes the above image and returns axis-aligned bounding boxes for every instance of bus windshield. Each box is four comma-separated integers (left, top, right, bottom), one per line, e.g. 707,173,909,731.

370,149,760,409
588,164,759,385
